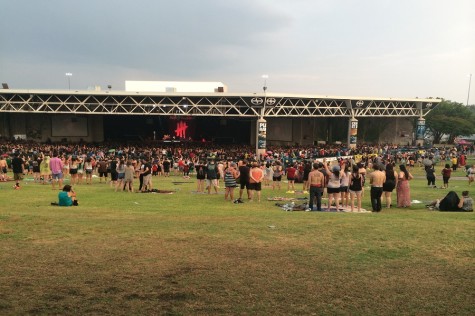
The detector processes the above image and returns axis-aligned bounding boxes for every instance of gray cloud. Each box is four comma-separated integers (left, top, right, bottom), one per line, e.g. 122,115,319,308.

1,0,474,103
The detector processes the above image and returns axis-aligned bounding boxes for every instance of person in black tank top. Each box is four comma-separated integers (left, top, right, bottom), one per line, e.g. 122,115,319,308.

349,165,363,212
383,163,398,208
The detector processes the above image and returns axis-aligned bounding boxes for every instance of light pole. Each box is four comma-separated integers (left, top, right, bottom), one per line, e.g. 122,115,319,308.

65,73,72,90
262,74,268,93
256,74,269,160
467,73,472,106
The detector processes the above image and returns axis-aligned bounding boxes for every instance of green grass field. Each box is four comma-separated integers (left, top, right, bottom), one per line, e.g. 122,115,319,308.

1,162,474,315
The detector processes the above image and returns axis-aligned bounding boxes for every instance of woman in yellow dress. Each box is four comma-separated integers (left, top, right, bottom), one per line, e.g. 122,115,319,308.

40,155,51,185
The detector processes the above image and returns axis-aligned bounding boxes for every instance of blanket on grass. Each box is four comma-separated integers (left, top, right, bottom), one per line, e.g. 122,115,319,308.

275,203,369,212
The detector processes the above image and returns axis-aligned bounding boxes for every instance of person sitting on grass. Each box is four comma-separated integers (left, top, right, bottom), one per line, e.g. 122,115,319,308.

427,190,473,212
52,185,78,206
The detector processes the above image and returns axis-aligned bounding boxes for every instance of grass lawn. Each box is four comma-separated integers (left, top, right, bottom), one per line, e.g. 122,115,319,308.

0,160,474,315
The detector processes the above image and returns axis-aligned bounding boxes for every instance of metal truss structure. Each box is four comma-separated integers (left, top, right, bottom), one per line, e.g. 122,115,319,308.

0,90,440,117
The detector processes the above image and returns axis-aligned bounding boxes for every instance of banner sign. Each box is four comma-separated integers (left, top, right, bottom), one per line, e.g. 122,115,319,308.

416,119,425,141
349,119,358,145
257,121,267,150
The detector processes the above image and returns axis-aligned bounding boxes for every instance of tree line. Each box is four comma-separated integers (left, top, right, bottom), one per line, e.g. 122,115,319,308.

425,100,475,144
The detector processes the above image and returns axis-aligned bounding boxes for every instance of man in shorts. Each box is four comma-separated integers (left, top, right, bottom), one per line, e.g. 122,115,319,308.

97,158,109,184
249,162,264,202
237,160,250,203
49,152,64,190
11,153,24,189
206,159,219,194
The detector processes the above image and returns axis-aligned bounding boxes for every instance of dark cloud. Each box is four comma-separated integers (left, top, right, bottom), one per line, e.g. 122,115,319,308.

0,0,473,103
1,0,290,78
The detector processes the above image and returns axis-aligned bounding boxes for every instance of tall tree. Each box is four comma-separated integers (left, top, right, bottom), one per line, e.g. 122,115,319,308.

425,100,475,144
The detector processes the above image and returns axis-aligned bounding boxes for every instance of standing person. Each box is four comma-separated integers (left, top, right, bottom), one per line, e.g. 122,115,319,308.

306,162,325,211
84,157,94,185
141,158,152,192
358,162,367,197
137,159,145,191
466,164,475,186
97,158,109,184
163,158,171,177
115,159,126,192
349,165,363,212
451,155,458,171
183,162,190,178
272,161,283,190
224,162,239,202
62,155,70,182
425,164,436,188
123,160,135,192
237,160,250,202
302,161,312,194
109,157,118,188
382,164,398,209
286,163,297,193
441,163,452,189
40,155,51,185
264,162,273,187
368,164,386,212
217,160,224,187
32,155,41,183
69,157,79,185
324,161,343,211
76,157,84,185
195,161,206,192
11,153,24,189
206,159,219,194
249,162,264,202
0,155,8,182
397,164,413,208
49,152,64,190
339,164,351,208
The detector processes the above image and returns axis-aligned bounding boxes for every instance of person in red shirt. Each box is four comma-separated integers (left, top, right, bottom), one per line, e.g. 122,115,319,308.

286,163,297,192
442,163,452,189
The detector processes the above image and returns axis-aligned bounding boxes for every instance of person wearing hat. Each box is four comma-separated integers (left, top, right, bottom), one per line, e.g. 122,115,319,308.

323,159,343,211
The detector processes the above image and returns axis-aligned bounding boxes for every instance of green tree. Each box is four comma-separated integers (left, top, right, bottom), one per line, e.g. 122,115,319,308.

425,100,475,144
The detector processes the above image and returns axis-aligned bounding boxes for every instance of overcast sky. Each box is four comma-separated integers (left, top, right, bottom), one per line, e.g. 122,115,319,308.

1,0,474,103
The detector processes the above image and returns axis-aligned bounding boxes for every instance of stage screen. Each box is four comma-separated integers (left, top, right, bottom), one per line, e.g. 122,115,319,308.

167,116,195,140
51,116,88,137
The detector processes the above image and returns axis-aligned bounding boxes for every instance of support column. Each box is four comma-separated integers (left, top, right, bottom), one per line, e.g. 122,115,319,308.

416,117,425,146
348,117,358,149
256,117,267,161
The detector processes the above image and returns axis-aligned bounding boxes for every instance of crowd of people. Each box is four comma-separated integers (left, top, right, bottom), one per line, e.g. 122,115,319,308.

0,140,473,211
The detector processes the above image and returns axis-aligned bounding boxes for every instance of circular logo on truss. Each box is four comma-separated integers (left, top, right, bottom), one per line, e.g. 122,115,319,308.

266,98,276,105
425,103,432,109
356,100,364,107
251,98,264,105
